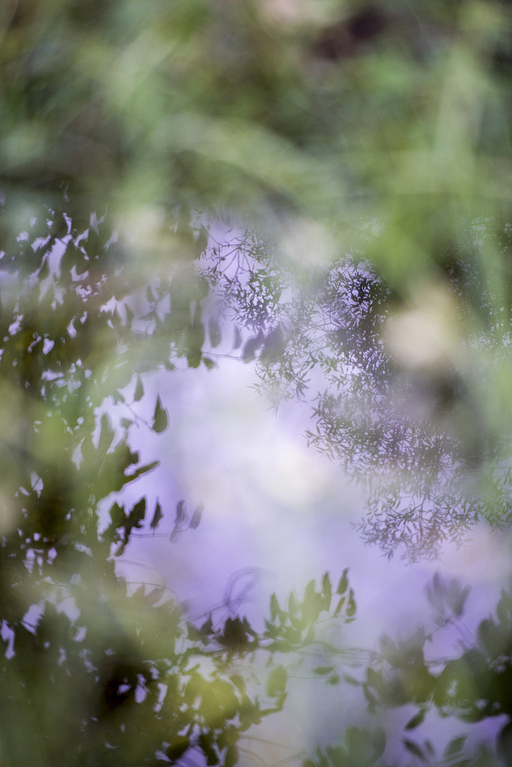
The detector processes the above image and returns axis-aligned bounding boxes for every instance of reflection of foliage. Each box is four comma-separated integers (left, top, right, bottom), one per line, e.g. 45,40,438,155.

0,560,358,765
0,199,363,764
0,204,273,762
3,0,512,564
299,574,512,766
306,726,495,767
305,727,386,767
353,574,512,766
204,227,512,560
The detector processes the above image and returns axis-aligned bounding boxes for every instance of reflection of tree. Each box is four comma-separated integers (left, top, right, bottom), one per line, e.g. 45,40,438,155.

203,226,512,561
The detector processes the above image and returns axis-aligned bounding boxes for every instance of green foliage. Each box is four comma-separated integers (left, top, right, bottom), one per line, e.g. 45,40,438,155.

305,727,386,767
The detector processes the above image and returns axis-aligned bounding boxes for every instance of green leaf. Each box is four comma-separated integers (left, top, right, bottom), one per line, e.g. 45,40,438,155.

98,413,114,455
230,674,246,694
109,502,126,529
266,665,287,697
288,591,299,615
129,498,146,529
209,318,222,348
403,739,426,761
346,589,356,618
187,623,202,641
444,736,467,758
304,580,316,601
198,733,219,766
225,745,238,767
125,460,159,482
312,666,333,675
405,709,426,730
322,572,332,609
152,395,168,433
185,309,205,367
134,375,144,402
166,737,189,762
270,593,279,622
336,568,348,595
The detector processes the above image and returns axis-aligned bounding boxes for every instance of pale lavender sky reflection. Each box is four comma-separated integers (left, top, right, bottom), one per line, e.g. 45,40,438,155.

104,352,512,760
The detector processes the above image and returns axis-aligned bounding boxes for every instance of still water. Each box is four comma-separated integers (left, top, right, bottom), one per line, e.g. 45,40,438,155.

108,346,512,765
4,209,512,767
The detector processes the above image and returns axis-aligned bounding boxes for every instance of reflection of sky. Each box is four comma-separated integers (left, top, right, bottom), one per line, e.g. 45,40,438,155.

103,347,512,761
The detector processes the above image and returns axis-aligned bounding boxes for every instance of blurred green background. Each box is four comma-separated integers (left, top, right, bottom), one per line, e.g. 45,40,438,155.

2,0,512,765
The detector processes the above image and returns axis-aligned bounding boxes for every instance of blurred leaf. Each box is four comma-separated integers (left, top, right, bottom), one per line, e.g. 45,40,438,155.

176,500,186,524
322,572,332,610
134,375,144,402
189,502,203,529
336,569,349,595
98,413,115,456
346,590,356,618
403,739,427,761
266,665,287,697
209,318,222,348
444,736,467,758
150,501,163,530
333,597,346,617
152,396,168,433
313,666,333,676
405,709,426,730
129,498,146,529
242,331,264,363
270,594,279,622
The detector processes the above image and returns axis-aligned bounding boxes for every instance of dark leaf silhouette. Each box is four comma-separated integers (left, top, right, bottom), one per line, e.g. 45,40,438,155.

150,501,163,530
242,331,264,363
337,569,349,594
176,500,187,524
170,527,180,543
405,709,426,730
260,325,285,365
403,739,426,761
189,502,204,529
209,318,222,348
152,396,168,433
134,375,144,402
129,498,146,529
98,413,115,455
